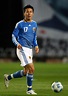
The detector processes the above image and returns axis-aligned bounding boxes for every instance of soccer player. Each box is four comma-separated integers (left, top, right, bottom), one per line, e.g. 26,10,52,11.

4,5,39,95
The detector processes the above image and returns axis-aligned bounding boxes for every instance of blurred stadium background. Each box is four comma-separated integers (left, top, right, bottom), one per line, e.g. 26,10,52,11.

1,0,68,63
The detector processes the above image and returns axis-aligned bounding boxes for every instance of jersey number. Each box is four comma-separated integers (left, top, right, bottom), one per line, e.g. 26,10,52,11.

24,27,28,32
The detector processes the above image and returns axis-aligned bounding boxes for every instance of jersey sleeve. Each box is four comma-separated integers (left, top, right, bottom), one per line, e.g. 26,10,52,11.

33,31,38,47
12,23,19,46
33,23,38,47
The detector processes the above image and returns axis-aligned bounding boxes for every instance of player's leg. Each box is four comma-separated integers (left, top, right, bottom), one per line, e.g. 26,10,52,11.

4,69,25,79
25,64,34,91
24,63,37,95
4,69,26,88
20,47,37,94
10,47,28,79
4,48,26,88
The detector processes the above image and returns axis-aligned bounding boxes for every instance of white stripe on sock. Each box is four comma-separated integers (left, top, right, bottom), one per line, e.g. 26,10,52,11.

11,74,13,78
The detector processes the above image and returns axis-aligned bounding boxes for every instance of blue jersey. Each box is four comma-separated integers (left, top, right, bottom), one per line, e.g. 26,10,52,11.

12,20,38,49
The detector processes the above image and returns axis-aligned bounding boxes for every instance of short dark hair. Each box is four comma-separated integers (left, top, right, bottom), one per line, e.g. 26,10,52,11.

23,5,34,12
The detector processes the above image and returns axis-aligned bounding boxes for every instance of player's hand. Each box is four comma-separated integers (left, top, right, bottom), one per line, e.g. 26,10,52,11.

35,46,39,54
17,44,22,49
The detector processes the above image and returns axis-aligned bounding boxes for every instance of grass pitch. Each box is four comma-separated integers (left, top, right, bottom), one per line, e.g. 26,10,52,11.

0,61,68,96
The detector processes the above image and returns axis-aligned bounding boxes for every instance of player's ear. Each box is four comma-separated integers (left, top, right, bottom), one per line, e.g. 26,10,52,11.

32,13,34,16
23,12,25,18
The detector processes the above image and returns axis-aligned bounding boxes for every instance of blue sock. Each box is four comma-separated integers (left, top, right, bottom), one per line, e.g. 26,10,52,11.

8,70,25,80
26,73,33,91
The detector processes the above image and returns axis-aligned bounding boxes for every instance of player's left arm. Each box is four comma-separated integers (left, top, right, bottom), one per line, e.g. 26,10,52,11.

33,30,39,54
35,45,39,54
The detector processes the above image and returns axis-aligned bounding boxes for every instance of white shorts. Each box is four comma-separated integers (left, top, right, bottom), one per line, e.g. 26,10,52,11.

16,47,33,67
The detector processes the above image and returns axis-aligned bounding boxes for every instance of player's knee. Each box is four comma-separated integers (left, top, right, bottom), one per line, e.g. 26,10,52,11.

24,64,35,74
29,67,35,74
32,67,35,73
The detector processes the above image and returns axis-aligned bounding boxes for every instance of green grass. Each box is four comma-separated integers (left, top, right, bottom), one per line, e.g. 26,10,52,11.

0,61,68,96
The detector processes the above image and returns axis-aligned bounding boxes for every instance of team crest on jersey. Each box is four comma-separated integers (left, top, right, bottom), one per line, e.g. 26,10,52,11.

33,27,36,32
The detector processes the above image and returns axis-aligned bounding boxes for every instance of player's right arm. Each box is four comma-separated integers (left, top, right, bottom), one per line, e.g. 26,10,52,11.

12,23,22,49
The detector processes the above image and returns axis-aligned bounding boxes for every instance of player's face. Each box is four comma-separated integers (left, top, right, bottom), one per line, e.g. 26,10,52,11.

24,8,34,21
